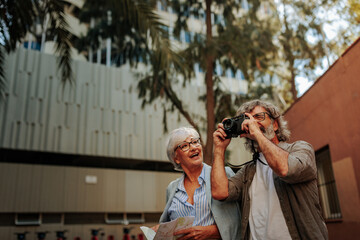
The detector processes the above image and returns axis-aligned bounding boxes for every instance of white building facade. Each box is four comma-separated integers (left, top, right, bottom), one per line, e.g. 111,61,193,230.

0,1,257,239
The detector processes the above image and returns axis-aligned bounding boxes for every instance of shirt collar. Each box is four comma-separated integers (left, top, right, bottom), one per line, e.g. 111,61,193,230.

177,164,205,192
198,164,205,183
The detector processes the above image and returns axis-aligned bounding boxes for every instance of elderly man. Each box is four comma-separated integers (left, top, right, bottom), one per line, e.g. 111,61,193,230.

211,99,328,240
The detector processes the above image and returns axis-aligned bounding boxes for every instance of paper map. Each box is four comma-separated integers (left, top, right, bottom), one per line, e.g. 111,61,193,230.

140,216,194,240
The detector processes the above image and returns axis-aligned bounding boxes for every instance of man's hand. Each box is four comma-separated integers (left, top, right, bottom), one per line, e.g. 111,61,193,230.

174,225,220,240
213,121,231,151
239,113,263,141
211,122,231,200
240,113,289,177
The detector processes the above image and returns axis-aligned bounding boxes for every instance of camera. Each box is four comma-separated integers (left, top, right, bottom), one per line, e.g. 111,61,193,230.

222,114,249,138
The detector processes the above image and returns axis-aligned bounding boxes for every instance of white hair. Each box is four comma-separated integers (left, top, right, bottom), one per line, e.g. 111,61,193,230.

237,99,291,153
166,127,200,171
236,99,291,142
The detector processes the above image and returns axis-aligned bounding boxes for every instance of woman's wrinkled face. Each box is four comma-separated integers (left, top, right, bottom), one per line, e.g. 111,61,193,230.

174,136,203,170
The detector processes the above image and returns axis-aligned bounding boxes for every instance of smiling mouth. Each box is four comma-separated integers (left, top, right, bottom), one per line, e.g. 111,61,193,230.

190,153,199,158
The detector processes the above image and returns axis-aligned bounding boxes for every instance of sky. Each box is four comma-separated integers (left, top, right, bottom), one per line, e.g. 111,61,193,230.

296,20,350,97
291,1,352,97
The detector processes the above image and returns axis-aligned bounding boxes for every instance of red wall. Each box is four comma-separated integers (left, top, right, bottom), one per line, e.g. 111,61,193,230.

284,38,360,240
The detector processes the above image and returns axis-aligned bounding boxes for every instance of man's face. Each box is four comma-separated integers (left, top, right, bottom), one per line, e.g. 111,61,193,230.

249,106,279,142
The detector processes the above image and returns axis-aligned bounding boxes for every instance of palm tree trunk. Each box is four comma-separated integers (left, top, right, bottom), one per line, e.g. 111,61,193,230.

290,68,297,100
204,0,215,165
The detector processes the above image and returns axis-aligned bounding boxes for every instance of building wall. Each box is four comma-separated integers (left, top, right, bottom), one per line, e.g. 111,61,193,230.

0,48,251,239
0,48,249,163
0,162,180,213
284,38,360,240
0,162,181,240
1,223,152,240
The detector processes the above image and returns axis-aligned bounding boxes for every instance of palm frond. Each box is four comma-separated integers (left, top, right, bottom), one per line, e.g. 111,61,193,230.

0,0,74,95
42,0,73,85
0,46,6,99
1,0,37,52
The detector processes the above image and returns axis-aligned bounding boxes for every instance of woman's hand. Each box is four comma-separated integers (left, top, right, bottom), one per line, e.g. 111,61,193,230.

151,224,160,232
174,225,221,240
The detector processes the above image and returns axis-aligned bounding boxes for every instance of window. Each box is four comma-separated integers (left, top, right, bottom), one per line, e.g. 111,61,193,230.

23,42,41,51
157,0,167,11
316,146,342,220
226,68,235,78
0,213,14,226
105,213,126,224
242,0,249,10
184,31,192,43
15,213,41,226
235,70,244,80
42,213,62,224
127,213,145,224
145,213,162,223
215,61,222,76
64,213,105,225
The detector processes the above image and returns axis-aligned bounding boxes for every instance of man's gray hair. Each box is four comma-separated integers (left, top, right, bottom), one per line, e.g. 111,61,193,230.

166,127,200,171
236,99,291,147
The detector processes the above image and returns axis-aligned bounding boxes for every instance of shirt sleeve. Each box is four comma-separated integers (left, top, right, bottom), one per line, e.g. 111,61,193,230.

226,167,245,201
225,166,235,177
281,141,317,184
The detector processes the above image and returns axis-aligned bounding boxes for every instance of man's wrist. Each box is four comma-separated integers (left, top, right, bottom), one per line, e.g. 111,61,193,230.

253,129,265,140
213,147,226,157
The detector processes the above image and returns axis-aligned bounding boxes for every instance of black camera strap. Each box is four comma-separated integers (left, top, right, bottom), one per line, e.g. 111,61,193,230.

226,140,267,168
250,140,267,165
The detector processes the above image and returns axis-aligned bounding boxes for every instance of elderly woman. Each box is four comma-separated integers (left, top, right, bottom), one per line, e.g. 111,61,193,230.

156,127,241,240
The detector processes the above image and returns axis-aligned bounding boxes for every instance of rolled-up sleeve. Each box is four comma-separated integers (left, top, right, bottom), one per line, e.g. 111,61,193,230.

280,141,317,184
226,168,244,201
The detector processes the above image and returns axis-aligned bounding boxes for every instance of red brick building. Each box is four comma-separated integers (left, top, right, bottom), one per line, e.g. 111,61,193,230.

284,38,360,239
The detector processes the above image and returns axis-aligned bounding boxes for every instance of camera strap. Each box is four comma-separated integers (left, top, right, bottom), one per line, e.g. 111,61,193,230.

226,140,267,168
251,141,267,165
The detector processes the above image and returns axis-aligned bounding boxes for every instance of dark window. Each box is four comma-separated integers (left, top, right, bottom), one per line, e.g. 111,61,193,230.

158,0,167,11
105,213,125,224
0,148,176,172
144,213,162,223
127,213,144,224
15,213,41,226
227,68,235,78
42,213,63,224
184,31,191,43
0,213,14,226
198,66,204,73
64,213,105,225
23,42,41,51
315,146,342,220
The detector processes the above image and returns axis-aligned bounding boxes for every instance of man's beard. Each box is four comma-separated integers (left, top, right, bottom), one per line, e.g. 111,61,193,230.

244,124,276,153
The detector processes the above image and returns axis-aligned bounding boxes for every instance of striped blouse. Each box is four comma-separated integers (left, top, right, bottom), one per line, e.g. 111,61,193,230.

167,165,215,226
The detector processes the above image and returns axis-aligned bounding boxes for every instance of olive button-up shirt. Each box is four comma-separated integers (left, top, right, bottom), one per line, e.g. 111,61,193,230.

226,141,328,240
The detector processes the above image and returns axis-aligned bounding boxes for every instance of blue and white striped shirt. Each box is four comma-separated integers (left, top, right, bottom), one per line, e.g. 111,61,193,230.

167,165,215,226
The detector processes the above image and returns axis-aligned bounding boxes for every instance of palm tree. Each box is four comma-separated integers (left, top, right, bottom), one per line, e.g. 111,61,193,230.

1,0,181,100
137,0,280,164
0,0,73,98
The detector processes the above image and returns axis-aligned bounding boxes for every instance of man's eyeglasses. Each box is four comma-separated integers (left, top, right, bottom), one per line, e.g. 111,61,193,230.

252,112,272,122
175,138,201,152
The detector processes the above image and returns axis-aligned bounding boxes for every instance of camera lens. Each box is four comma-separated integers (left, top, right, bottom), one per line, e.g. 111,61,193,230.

223,119,233,130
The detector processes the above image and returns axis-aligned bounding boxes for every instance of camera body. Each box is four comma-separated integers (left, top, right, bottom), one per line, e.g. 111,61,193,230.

222,114,249,138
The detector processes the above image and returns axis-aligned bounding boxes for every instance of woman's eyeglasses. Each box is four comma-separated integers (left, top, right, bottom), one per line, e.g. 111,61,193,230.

175,138,201,152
